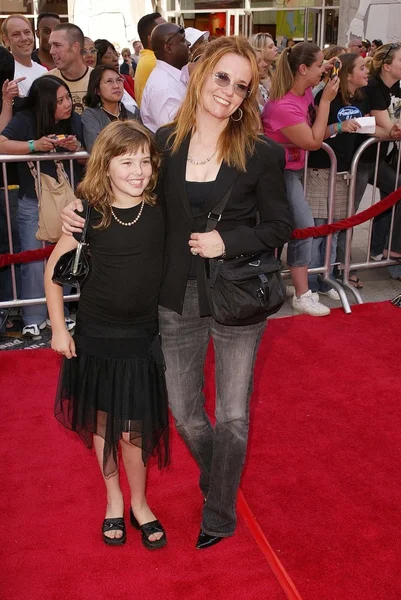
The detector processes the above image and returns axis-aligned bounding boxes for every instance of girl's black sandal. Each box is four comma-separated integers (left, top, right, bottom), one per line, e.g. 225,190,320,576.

102,517,127,546
130,507,167,550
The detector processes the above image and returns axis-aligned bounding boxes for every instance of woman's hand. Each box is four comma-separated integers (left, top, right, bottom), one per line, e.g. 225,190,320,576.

57,135,80,152
321,76,340,103
1,77,26,106
390,122,401,139
189,231,225,259
323,57,342,73
61,199,85,235
34,136,59,152
51,330,76,359
340,119,361,133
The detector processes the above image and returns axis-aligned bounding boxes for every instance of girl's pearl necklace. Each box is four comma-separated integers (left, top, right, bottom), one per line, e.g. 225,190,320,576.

110,201,145,226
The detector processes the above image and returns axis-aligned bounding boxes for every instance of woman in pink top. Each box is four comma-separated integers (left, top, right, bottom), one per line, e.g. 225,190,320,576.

262,43,339,317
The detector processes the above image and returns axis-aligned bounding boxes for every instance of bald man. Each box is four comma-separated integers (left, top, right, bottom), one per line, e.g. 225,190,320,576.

141,23,190,132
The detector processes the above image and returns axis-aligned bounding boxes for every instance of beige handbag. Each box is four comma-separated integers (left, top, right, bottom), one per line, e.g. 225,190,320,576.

28,158,77,243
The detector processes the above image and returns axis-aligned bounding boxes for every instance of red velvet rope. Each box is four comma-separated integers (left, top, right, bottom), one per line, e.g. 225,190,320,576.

1,186,400,268
292,184,401,240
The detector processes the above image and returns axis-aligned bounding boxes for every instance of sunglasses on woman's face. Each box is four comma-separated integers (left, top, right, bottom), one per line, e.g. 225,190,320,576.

212,72,250,99
83,48,97,55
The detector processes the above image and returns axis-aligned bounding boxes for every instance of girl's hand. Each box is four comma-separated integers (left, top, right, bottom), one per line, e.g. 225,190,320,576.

340,119,361,133
189,231,225,259
321,76,340,103
34,136,59,152
61,199,85,235
57,135,80,152
51,330,76,359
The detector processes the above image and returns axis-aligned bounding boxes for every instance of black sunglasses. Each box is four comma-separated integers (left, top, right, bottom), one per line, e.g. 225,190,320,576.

382,43,399,63
165,27,185,46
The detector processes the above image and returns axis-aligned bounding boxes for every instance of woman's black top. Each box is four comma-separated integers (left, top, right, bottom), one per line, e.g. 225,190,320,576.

1,110,83,198
186,180,215,279
73,202,165,326
155,127,293,316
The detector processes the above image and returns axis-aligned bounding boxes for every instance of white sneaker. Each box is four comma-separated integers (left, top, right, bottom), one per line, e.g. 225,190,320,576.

22,320,47,337
370,253,383,262
292,290,331,316
46,317,76,331
318,288,341,301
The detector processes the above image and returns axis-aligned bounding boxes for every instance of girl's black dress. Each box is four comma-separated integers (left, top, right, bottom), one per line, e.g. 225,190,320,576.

55,202,169,477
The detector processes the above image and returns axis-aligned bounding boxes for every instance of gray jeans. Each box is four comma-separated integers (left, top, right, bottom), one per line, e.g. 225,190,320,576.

158,281,266,537
284,169,314,267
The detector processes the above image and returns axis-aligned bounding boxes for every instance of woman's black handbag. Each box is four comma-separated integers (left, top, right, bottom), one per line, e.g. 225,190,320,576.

205,186,285,326
52,203,91,288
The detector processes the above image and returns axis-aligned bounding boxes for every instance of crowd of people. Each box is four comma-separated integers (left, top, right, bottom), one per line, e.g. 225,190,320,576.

1,10,401,550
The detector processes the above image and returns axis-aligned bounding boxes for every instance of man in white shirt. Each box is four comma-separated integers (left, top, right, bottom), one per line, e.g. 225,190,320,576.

49,23,92,115
1,14,47,97
141,23,190,133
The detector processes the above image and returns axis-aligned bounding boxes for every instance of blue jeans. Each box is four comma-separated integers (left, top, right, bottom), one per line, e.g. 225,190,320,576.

17,195,71,326
0,188,21,303
158,281,266,537
308,218,339,292
284,169,314,267
16,195,48,326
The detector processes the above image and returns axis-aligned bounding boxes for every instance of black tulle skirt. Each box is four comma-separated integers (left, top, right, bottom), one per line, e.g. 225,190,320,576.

54,318,169,477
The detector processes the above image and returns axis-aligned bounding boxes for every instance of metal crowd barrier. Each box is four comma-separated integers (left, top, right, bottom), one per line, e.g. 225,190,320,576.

0,150,88,310
1,140,400,315
342,137,401,299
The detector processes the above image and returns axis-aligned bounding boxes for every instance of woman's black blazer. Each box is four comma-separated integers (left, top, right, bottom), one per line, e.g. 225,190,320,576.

155,126,293,316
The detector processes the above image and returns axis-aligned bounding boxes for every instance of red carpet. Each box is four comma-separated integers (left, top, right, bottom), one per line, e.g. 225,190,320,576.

0,348,285,600
1,301,401,599
240,301,401,600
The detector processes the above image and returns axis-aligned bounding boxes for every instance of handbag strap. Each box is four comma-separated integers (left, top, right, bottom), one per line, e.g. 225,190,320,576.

205,184,234,233
80,201,91,244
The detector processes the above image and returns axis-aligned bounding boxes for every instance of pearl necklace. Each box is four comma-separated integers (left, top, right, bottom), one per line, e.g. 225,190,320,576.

110,201,145,227
187,150,217,165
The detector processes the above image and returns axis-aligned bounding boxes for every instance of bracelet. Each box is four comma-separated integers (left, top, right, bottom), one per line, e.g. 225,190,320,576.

337,121,343,134
3,100,14,107
28,140,35,153
329,124,336,136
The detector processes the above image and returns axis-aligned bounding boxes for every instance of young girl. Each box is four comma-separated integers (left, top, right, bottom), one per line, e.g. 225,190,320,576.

44,120,168,549
307,52,370,294
262,42,339,316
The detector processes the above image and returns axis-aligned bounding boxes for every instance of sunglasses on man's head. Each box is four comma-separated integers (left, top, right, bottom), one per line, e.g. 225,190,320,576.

213,72,250,99
165,27,185,46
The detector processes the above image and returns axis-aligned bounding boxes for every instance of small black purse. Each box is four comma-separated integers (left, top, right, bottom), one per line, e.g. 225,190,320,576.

205,187,285,326
52,203,91,288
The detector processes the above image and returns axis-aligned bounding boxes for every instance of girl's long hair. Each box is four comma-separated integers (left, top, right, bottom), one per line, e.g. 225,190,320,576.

168,35,260,172
369,43,401,77
337,53,364,105
23,75,73,138
270,42,321,101
76,120,160,230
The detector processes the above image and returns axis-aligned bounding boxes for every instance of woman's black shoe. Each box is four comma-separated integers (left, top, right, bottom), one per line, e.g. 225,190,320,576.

129,507,167,550
102,517,126,546
195,529,224,549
